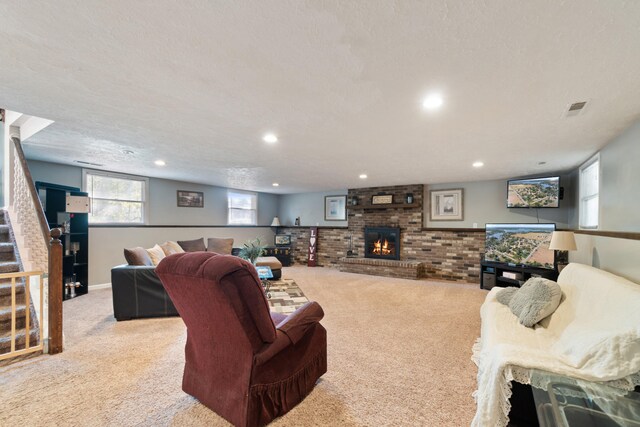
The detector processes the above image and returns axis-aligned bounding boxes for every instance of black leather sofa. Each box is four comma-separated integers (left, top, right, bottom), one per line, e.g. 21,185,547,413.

111,265,178,321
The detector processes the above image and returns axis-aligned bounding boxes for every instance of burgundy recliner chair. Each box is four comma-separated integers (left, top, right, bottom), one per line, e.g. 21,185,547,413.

156,252,327,427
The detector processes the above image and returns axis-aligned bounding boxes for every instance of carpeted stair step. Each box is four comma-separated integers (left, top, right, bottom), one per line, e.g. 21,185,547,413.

0,281,26,307
0,261,20,274
0,225,10,243
0,328,40,354
0,279,26,297
0,242,16,262
0,305,28,331
0,210,5,225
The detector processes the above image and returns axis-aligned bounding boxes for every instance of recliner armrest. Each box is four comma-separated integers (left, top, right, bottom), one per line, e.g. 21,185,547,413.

254,301,324,365
276,301,324,345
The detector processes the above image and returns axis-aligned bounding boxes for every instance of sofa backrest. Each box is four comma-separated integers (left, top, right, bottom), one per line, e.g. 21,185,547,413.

547,263,640,376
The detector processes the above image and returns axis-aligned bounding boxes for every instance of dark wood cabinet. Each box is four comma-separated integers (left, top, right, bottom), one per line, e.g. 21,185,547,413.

36,182,89,300
480,260,558,290
263,246,292,267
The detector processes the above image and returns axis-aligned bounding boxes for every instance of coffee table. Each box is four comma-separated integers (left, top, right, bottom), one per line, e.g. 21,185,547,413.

530,369,640,426
255,265,273,299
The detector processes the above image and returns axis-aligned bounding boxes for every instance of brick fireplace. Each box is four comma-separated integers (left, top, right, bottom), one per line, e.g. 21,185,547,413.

278,183,484,283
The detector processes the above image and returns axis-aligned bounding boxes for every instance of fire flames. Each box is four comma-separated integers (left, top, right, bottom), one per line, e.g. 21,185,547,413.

373,239,393,256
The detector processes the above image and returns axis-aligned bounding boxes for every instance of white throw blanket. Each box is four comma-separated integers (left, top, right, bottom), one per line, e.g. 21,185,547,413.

472,263,640,427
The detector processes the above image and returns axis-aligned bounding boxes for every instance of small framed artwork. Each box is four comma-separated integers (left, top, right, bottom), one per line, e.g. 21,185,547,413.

275,234,291,246
325,195,347,221
177,190,204,208
430,189,463,221
371,194,393,205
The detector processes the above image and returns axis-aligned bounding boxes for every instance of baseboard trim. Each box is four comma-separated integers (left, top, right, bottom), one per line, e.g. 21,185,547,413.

89,283,112,290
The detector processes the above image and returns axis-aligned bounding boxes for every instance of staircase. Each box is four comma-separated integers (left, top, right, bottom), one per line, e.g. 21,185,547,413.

0,210,40,356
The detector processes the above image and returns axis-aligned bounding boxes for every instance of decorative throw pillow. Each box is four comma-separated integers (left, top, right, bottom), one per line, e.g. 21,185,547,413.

496,287,519,306
160,241,184,256
146,244,166,266
508,277,563,328
124,247,153,266
207,237,234,255
177,237,206,252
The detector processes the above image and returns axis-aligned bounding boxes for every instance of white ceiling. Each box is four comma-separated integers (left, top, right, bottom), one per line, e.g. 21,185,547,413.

2,1,640,193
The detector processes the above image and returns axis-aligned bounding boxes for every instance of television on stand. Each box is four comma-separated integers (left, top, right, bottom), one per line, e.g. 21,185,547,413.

507,176,560,208
484,223,556,270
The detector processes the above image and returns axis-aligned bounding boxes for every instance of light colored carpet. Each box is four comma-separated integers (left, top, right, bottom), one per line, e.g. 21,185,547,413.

0,267,486,426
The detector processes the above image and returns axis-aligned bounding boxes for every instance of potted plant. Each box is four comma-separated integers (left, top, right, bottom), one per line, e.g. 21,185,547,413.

239,238,266,265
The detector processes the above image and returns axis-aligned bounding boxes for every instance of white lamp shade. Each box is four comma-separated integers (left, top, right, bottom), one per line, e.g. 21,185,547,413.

549,231,577,251
271,216,281,227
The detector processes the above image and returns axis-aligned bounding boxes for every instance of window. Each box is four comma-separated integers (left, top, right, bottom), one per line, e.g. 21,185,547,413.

228,191,257,225
579,154,599,229
83,170,148,224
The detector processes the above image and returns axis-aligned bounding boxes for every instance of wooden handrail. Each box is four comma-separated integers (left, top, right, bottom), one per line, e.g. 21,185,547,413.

11,136,51,246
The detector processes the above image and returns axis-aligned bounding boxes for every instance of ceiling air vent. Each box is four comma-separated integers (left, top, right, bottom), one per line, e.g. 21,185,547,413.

74,160,104,167
565,100,589,117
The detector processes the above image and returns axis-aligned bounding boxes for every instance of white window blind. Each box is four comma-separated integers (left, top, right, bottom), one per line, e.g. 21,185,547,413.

579,155,599,229
228,191,257,225
84,170,148,224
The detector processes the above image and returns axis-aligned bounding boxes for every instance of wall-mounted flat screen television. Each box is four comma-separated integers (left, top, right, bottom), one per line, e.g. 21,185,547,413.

485,223,556,270
507,176,560,208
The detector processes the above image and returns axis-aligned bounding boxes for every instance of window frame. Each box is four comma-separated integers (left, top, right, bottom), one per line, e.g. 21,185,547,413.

82,169,149,225
227,190,258,226
578,153,600,230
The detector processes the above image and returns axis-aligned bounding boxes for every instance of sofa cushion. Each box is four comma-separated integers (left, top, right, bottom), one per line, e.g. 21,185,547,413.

124,247,153,266
508,277,562,328
178,237,206,252
207,237,234,255
146,244,166,266
160,241,185,256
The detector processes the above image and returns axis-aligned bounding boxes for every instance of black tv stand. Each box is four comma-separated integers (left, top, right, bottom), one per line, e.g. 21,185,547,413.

480,260,558,290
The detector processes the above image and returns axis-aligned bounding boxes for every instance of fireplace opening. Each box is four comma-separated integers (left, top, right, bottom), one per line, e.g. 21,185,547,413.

364,227,400,260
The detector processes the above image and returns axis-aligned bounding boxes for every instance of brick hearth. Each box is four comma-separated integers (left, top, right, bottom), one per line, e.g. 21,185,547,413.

339,257,426,280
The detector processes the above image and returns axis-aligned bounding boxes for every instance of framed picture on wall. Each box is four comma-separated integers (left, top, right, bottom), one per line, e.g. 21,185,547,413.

324,195,347,221
429,188,463,221
177,190,204,208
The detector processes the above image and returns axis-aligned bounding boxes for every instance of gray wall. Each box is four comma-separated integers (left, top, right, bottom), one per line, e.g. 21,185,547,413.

425,176,573,229
278,190,348,227
570,234,640,283
567,120,640,283
28,159,83,189
596,120,640,232
27,159,279,226
27,159,279,284
568,120,640,231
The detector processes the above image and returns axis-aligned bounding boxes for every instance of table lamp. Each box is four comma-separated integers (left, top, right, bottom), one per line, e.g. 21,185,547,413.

549,231,577,272
271,216,281,227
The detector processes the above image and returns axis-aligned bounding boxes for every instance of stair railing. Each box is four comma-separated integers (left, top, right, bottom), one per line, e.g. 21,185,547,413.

8,126,63,355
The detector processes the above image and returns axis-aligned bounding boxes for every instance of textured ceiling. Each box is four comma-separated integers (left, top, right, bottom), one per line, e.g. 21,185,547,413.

1,0,640,193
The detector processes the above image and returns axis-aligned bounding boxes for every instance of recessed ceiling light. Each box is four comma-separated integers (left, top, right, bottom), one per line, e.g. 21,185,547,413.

538,161,547,165
272,182,279,187
422,94,443,110
263,133,278,143
154,160,166,166
472,161,484,168
122,149,134,155
359,174,368,179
